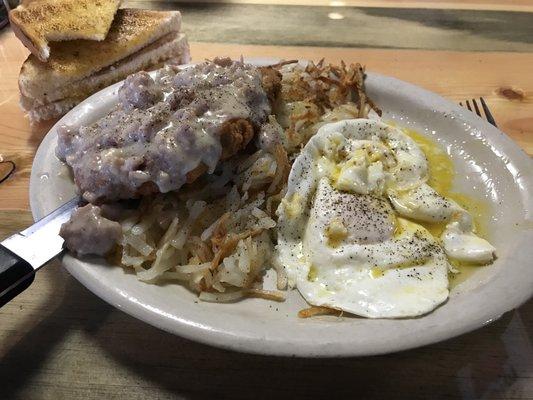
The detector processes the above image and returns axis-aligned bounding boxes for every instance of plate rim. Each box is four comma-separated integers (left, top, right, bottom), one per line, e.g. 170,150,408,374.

29,59,533,357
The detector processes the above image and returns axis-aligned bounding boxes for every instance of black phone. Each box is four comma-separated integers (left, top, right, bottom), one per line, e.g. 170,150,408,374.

0,3,8,30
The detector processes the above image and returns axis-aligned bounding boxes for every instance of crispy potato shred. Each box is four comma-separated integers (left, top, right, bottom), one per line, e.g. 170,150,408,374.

281,60,380,112
116,59,380,315
298,306,343,319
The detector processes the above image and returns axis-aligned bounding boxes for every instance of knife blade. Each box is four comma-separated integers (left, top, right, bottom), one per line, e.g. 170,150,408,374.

0,197,79,306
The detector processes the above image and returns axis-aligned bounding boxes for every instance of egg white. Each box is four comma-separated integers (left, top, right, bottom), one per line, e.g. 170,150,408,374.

389,183,495,263
275,119,495,318
300,178,450,317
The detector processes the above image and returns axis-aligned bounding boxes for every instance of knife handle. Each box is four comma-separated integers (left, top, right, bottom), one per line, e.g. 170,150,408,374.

0,244,35,307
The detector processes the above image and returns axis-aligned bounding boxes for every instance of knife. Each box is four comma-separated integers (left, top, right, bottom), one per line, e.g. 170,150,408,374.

0,197,79,307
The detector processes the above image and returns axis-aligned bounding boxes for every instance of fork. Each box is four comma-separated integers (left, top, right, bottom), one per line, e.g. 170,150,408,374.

459,97,497,127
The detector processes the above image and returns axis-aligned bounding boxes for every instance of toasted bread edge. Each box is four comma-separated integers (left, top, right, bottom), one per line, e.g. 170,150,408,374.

10,12,49,62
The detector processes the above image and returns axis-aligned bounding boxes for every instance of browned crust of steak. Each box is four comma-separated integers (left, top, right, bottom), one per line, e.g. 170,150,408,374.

259,66,282,105
186,118,254,185
219,118,255,160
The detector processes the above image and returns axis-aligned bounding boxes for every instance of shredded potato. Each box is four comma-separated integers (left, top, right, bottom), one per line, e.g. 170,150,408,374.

118,150,284,295
273,60,381,153
112,60,379,310
298,306,342,318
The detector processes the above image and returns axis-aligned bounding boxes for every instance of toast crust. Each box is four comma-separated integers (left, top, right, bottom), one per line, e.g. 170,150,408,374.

9,0,121,62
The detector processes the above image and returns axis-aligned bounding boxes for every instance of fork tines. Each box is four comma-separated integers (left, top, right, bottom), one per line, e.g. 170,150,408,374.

459,97,497,127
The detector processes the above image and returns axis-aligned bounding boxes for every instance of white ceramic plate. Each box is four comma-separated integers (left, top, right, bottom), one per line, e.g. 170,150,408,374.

30,60,533,357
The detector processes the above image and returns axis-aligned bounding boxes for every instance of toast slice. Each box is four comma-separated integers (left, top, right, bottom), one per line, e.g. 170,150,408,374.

22,33,190,122
9,0,121,62
25,96,84,123
22,32,189,107
19,8,182,100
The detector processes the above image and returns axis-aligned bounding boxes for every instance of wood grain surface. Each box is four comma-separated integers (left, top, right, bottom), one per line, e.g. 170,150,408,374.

0,1,532,398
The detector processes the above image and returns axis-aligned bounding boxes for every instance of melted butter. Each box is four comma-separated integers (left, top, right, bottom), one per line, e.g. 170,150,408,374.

325,217,349,248
370,268,384,278
446,192,490,238
401,128,492,287
308,265,318,282
402,128,454,194
448,264,481,287
318,156,340,180
281,193,303,219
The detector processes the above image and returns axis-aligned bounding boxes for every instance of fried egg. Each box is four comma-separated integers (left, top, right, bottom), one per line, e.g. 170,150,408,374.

275,119,495,318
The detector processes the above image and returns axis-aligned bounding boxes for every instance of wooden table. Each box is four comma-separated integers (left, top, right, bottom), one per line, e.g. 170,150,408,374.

1,1,532,399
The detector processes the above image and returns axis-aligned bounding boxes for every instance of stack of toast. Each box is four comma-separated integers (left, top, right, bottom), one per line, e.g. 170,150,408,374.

9,0,190,122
